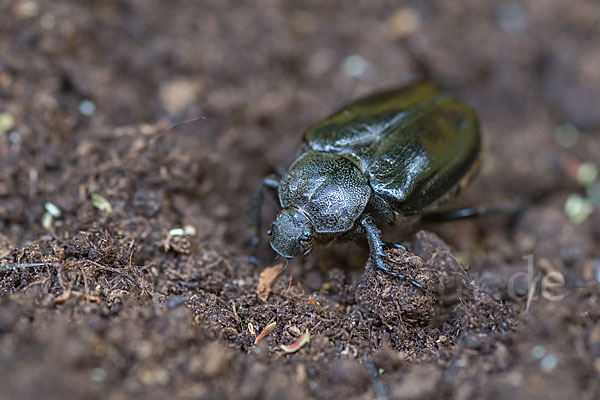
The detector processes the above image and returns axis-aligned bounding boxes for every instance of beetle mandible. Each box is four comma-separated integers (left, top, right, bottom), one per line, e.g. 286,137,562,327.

250,82,481,286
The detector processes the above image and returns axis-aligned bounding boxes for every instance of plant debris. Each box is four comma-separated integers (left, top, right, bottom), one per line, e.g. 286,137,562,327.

254,321,277,345
308,295,326,315
256,263,284,302
91,193,113,213
280,331,311,354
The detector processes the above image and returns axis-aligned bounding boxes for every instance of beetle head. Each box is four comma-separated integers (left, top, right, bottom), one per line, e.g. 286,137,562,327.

269,208,314,259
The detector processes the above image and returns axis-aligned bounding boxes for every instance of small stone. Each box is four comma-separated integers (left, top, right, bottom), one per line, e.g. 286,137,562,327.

555,124,580,148
531,344,546,360
540,353,559,372
0,112,15,134
342,55,370,78
79,100,96,116
159,78,203,115
564,194,594,224
386,7,421,38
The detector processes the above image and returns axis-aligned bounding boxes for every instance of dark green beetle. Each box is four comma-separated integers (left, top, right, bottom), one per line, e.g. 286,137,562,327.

250,82,481,286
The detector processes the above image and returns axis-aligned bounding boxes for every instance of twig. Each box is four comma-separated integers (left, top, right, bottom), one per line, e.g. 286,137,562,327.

0,262,54,271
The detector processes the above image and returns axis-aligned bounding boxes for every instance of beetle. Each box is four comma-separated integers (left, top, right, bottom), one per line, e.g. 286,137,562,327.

250,82,481,287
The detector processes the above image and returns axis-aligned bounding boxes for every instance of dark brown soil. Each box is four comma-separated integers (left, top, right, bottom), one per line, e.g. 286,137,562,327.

1,1,599,399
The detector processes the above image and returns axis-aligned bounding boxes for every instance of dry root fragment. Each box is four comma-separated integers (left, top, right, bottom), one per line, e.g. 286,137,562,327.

254,321,277,345
76,292,101,302
53,289,101,305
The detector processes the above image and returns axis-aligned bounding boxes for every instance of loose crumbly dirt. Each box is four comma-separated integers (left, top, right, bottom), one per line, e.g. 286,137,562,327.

1,1,599,399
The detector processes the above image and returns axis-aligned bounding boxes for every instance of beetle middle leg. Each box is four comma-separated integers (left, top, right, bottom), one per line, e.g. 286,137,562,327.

248,176,280,264
360,216,422,288
364,195,409,252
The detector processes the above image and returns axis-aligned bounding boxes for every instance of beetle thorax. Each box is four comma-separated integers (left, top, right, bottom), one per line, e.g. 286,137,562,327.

278,151,371,235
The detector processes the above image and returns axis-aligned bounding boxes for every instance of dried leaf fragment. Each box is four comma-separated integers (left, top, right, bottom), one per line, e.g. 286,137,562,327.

308,295,325,313
256,263,284,302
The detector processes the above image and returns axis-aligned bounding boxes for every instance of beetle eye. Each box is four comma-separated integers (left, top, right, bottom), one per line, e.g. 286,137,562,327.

267,225,274,236
298,234,312,249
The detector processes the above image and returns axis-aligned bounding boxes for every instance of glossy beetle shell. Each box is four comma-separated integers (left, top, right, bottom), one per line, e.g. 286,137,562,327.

266,81,481,262
301,82,481,215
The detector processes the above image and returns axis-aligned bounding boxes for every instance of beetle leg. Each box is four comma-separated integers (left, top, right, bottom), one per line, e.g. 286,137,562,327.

423,199,526,222
248,176,280,264
360,217,422,288
382,242,408,251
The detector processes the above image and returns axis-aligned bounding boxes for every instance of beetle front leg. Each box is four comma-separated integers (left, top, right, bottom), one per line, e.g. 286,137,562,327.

383,242,407,251
360,217,422,288
248,176,280,263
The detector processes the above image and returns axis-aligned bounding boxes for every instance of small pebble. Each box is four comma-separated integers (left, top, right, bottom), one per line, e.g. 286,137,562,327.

540,353,558,372
531,344,546,360
342,55,369,78
13,0,39,18
576,162,598,186
386,7,421,38
79,100,96,116
159,78,202,115
90,368,107,383
555,123,580,148
40,14,56,30
564,194,594,224
0,112,15,134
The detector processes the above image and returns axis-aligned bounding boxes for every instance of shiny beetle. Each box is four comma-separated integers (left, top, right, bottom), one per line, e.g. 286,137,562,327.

250,82,481,286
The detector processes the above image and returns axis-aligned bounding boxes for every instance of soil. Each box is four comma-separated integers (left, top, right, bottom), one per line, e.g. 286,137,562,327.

1,1,599,399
